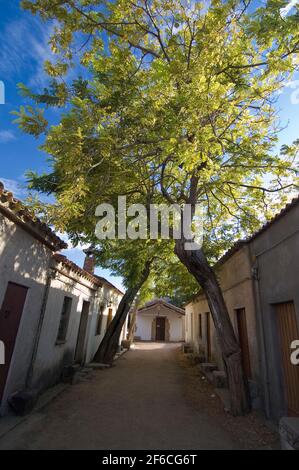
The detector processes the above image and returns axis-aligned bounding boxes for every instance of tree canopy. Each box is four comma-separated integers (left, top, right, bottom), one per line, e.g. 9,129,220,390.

17,0,298,251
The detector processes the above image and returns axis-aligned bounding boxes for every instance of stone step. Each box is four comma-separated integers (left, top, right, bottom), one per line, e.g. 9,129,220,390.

61,364,81,384
86,362,111,370
197,354,206,364
205,371,214,384
212,370,228,389
187,353,206,365
200,362,218,374
215,388,231,413
182,344,194,354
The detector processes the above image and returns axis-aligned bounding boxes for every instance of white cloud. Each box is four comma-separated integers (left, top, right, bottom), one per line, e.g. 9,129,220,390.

0,177,24,197
0,16,54,89
0,130,16,143
280,0,299,17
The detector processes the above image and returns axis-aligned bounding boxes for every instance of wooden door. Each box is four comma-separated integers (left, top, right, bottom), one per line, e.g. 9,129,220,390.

205,313,211,361
236,308,251,379
0,282,28,400
198,313,202,338
276,301,299,416
74,301,90,364
156,317,166,341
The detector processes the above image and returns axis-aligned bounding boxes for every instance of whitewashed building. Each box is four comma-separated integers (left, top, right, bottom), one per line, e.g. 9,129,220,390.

135,299,185,342
0,182,66,415
0,181,125,416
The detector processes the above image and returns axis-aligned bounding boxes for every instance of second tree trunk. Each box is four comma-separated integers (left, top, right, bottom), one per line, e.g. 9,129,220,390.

175,239,251,416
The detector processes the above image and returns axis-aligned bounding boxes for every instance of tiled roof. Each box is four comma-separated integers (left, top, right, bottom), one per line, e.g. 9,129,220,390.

53,254,124,295
95,275,124,296
0,181,67,251
53,254,102,285
138,298,185,315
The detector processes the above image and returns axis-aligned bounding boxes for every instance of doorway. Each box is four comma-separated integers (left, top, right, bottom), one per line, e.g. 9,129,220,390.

275,301,299,416
0,282,28,401
74,301,90,364
205,312,211,361
156,317,166,341
236,308,251,379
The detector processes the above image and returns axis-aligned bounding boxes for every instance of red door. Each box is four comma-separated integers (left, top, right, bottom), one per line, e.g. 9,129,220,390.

156,317,166,341
74,300,90,364
276,302,299,416
236,308,252,379
0,282,28,401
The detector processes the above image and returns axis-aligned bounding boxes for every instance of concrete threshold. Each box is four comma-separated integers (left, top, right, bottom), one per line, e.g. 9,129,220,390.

86,348,130,370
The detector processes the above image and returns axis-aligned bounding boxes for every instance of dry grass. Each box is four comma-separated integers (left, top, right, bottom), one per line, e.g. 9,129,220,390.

178,352,280,450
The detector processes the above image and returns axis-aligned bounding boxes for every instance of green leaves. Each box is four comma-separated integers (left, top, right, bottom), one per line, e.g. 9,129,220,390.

17,0,299,286
12,105,48,137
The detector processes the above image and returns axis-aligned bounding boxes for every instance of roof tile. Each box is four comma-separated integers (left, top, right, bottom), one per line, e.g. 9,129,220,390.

0,180,67,251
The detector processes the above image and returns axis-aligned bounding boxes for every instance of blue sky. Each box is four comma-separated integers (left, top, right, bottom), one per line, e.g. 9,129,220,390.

0,0,124,289
0,0,298,290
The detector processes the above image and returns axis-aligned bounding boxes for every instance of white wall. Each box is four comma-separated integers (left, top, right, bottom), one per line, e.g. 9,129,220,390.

85,286,125,362
27,264,125,390
0,213,126,415
0,214,52,415
136,309,184,342
31,268,98,391
136,314,153,341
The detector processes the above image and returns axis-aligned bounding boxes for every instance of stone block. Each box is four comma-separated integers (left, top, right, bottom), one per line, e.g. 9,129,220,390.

61,365,79,384
182,344,193,354
201,362,218,373
188,353,206,365
212,371,228,388
8,389,38,416
279,417,299,450
121,340,131,350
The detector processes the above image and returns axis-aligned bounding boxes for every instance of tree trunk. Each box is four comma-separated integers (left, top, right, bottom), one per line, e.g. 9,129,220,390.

93,261,151,364
127,296,141,343
175,239,251,416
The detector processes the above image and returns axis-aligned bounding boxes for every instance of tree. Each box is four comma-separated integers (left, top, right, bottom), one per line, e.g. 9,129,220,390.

18,0,299,415
93,242,153,364
126,283,153,343
151,253,198,307
91,238,173,364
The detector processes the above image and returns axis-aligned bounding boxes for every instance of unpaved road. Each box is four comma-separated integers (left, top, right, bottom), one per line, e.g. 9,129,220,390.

0,342,242,450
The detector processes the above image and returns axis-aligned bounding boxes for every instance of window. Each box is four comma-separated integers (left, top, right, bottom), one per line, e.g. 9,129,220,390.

198,313,202,338
56,296,72,342
96,305,104,336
